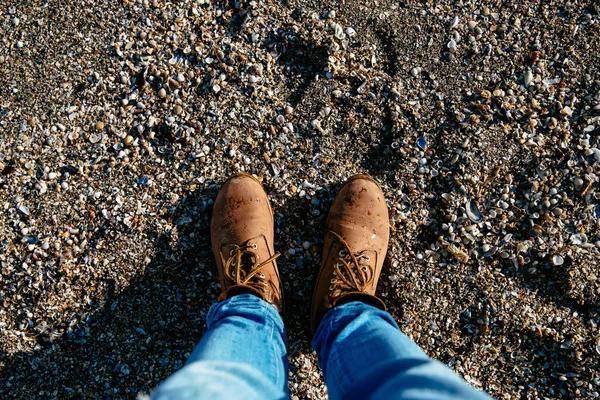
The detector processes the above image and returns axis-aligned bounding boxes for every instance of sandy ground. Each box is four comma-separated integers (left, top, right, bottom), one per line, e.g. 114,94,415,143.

1,0,599,398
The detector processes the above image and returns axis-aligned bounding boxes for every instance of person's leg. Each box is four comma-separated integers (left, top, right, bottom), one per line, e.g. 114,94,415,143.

313,301,490,400
310,175,491,399
153,294,288,400
154,173,289,399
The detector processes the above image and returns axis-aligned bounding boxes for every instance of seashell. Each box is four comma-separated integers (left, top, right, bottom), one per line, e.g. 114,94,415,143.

447,39,457,53
523,68,533,87
18,205,30,215
466,199,483,223
449,16,459,30
138,175,150,186
89,133,101,144
542,78,560,86
416,137,427,150
552,255,564,266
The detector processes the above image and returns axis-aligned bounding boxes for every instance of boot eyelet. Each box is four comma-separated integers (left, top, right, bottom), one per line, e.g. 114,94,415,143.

252,243,258,250
329,286,334,291
363,255,371,262
330,279,336,283
361,266,368,272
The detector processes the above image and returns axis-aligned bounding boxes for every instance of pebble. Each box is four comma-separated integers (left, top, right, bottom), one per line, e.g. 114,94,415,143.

174,105,183,116
158,88,167,98
95,122,105,131
302,241,311,250
124,135,134,146
13,17,20,26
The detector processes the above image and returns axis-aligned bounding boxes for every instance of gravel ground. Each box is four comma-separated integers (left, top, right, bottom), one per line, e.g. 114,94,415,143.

1,0,600,398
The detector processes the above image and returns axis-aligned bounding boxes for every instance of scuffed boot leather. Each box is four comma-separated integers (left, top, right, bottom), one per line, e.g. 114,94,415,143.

211,173,284,314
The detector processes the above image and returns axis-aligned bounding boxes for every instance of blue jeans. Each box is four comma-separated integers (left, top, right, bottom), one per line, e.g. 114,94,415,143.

153,294,490,400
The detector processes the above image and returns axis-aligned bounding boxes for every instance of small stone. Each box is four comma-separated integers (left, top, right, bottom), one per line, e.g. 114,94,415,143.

174,105,183,116
13,17,20,26
124,135,134,146
284,105,293,115
552,207,563,217
303,241,311,250
16,41,24,48
158,88,167,98
95,122,105,131
468,20,477,30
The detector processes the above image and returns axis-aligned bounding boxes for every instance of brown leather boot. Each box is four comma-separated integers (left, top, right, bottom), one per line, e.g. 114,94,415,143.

211,173,284,314
311,174,390,333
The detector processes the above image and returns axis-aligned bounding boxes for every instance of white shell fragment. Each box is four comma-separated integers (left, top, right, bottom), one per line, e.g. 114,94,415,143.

447,39,457,53
552,255,564,266
524,68,533,87
449,15,459,30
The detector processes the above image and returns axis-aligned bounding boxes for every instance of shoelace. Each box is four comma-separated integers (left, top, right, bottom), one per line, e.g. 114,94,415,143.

329,231,374,298
221,242,280,296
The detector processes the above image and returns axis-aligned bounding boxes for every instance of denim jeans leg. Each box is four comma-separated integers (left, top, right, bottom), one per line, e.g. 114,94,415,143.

312,301,491,400
152,294,289,400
